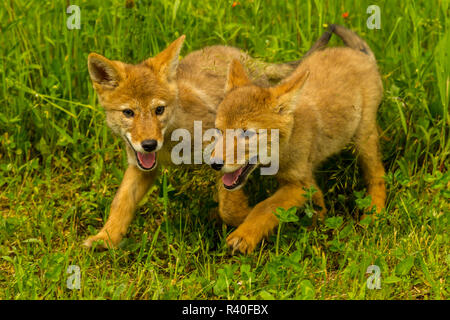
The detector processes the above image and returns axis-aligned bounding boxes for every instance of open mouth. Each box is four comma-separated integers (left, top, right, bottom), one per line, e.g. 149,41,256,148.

222,162,256,190
136,151,157,171
125,136,157,171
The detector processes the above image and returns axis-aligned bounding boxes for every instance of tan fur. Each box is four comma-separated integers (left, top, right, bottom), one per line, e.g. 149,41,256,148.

83,37,302,248
214,45,386,254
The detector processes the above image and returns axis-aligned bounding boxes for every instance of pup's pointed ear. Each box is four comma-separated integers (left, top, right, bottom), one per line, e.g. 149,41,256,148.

88,53,124,90
147,35,185,82
225,59,251,93
269,69,309,113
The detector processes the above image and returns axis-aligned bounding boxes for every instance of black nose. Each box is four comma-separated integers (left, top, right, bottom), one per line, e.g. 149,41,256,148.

141,139,158,152
210,159,223,171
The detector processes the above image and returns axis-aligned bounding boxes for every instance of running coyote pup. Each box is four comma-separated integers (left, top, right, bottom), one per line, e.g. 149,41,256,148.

211,25,386,254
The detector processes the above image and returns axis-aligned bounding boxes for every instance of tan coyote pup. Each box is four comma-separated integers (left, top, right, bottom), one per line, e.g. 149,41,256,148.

210,25,386,254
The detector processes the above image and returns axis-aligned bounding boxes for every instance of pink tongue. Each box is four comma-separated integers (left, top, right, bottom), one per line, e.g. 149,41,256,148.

222,167,244,187
137,152,156,169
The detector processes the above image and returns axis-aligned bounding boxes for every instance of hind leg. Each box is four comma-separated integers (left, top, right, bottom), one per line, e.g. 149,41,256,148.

355,126,386,215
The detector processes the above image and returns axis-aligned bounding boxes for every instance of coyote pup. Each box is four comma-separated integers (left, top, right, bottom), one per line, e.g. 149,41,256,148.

211,25,386,254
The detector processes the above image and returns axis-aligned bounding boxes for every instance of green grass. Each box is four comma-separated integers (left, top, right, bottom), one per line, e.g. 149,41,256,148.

0,0,448,300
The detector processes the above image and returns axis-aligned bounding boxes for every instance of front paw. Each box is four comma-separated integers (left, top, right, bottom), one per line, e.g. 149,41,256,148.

226,226,260,254
83,231,120,250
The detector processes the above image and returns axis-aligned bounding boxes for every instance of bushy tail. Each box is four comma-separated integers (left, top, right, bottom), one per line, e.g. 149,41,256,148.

328,24,376,60
246,24,375,83
302,29,334,59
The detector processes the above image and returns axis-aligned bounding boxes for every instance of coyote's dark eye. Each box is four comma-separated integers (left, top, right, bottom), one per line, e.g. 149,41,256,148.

155,106,165,115
123,109,134,118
